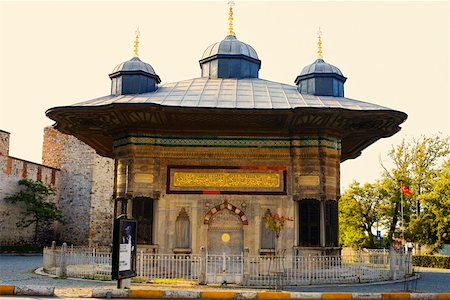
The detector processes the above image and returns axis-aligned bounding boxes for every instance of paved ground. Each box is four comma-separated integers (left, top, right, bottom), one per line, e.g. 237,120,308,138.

0,255,115,289
1,254,450,294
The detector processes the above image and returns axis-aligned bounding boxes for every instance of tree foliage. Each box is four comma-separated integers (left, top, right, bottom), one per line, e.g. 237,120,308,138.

340,134,450,250
4,179,66,242
339,181,384,248
410,160,450,251
380,135,449,244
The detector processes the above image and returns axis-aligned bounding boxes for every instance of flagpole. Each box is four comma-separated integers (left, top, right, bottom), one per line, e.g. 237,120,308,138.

400,181,404,248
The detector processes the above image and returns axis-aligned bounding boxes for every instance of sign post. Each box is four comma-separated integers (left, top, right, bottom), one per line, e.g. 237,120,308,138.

112,194,137,288
112,218,137,286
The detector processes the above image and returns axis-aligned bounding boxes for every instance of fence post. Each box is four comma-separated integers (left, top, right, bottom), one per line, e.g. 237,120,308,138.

242,247,249,285
51,241,57,268
199,246,206,284
92,248,96,278
139,250,144,277
389,245,396,280
399,247,405,278
57,242,67,277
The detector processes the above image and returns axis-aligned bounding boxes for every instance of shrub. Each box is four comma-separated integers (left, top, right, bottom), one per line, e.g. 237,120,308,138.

413,255,450,269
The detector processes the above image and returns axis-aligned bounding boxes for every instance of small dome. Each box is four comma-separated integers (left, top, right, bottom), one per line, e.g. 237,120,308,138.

109,56,161,95
300,58,343,76
201,35,259,60
111,57,157,76
295,58,346,97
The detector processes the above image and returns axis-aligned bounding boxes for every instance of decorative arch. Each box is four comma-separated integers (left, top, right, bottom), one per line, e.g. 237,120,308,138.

204,201,248,225
175,208,191,249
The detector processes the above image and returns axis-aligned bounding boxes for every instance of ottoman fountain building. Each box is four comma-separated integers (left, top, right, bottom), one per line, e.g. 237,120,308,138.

46,5,406,258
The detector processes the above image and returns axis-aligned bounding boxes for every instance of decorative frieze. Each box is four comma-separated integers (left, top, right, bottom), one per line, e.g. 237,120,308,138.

113,135,341,150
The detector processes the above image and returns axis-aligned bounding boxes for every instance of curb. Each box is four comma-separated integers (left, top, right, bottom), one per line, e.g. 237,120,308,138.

91,288,450,299
0,285,14,295
3,285,450,299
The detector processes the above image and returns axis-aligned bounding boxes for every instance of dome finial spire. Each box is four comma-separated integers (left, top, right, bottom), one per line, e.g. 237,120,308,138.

134,27,140,57
317,27,323,59
227,0,236,37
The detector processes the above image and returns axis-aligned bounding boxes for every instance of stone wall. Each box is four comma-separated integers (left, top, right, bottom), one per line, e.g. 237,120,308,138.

0,128,114,246
43,127,114,246
42,127,66,169
0,146,60,245
87,155,114,246
0,130,10,156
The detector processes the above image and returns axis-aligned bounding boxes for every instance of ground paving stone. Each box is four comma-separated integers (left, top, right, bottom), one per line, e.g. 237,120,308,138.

1,254,450,296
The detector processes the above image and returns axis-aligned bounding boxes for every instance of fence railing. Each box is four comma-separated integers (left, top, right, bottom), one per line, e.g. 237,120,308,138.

42,244,412,286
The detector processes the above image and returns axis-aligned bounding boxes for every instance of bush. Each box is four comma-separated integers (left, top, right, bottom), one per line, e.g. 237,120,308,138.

413,255,450,269
0,245,43,253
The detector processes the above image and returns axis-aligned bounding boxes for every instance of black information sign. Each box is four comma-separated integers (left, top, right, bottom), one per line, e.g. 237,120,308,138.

112,218,137,280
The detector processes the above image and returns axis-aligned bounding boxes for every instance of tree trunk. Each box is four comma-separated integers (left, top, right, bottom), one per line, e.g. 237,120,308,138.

34,219,39,244
367,228,375,248
388,201,400,244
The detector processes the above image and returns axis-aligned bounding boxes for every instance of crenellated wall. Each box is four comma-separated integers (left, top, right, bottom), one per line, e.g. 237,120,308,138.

0,128,114,247
0,132,60,245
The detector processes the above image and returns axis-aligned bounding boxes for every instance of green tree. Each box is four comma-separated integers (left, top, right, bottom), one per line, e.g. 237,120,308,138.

4,179,65,243
339,181,384,248
379,135,449,244
410,160,450,252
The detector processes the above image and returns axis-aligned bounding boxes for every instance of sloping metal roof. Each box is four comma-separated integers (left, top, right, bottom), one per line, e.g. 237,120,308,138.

71,77,389,111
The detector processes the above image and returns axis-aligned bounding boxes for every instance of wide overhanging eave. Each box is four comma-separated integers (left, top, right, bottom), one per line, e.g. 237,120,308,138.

46,103,407,160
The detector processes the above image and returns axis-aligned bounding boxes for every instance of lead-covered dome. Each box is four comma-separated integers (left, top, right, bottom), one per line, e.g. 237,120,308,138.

299,58,344,77
295,58,346,97
111,57,159,76
109,57,161,95
201,35,259,60
199,35,261,79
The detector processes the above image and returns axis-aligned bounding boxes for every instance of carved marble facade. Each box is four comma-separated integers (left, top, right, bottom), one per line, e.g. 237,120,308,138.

113,134,341,256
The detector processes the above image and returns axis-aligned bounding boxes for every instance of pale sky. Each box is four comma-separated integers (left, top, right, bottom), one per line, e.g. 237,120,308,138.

0,1,449,190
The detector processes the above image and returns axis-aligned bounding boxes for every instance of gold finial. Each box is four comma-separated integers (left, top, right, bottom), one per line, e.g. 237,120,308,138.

134,28,140,57
317,27,323,59
227,0,236,36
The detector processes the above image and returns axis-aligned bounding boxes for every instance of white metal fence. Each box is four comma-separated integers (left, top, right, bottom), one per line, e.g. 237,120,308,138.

42,244,412,286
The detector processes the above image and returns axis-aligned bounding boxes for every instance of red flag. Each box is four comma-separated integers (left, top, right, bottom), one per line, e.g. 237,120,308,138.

401,184,411,195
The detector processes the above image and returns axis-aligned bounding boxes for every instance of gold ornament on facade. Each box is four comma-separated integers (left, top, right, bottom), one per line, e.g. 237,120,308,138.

173,171,280,188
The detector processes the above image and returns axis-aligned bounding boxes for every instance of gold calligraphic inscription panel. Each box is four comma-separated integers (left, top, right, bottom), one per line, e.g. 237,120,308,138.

173,172,280,188
167,166,287,195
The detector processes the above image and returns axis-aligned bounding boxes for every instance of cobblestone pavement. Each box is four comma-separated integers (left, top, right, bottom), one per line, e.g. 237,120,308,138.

1,255,450,293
